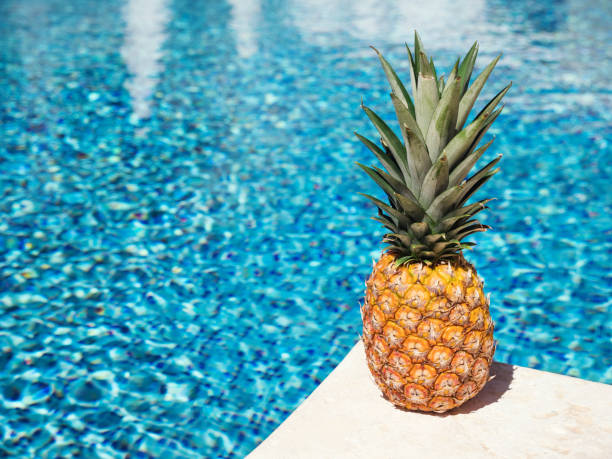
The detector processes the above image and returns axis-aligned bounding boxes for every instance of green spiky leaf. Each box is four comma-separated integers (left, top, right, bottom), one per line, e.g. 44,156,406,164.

393,192,426,221
373,215,399,232
390,94,431,181
456,54,502,130
426,185,465,222
358,193,412,228
442,95,507,170
425,65,462,160
362,105,412,185
457,41,479,94
415,55,440,136
371,47,415,116
406,44,418,98
355,132,403,181
448,138,494,187
419,155,449,208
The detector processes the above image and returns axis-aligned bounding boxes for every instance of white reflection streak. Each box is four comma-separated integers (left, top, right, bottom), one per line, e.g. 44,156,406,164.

121,0,171,119
288,0,486,48
228,0,261,58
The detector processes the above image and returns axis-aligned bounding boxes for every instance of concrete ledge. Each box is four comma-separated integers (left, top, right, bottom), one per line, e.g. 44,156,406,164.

248,340,612,458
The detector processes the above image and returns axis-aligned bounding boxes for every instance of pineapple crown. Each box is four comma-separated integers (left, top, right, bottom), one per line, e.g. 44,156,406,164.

356,31,511,266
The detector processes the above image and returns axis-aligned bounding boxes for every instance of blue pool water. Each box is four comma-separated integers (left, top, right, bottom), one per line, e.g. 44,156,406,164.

1,0,611,456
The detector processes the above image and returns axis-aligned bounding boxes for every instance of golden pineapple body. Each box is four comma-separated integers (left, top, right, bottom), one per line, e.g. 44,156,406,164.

362,253,495,413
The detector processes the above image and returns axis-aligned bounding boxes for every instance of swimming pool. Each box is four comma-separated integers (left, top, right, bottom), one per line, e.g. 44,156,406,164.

0,0,610,457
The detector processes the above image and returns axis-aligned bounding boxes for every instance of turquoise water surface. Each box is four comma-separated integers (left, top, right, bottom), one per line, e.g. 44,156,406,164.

1,0,611,457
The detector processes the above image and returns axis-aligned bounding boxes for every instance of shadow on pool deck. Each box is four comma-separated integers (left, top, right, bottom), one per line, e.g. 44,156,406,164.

390,361,515,416
448,362,515,415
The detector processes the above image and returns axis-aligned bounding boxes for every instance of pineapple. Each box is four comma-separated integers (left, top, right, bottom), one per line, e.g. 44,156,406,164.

357,32,510,413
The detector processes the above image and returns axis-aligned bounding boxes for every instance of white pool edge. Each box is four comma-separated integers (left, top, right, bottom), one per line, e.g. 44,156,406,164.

248,340,612,459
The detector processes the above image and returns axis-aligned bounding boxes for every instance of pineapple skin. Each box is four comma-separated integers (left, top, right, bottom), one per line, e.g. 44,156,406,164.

362,252,495,413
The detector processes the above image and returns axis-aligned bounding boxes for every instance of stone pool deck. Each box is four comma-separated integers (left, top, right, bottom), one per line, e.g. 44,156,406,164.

248,340,612,458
